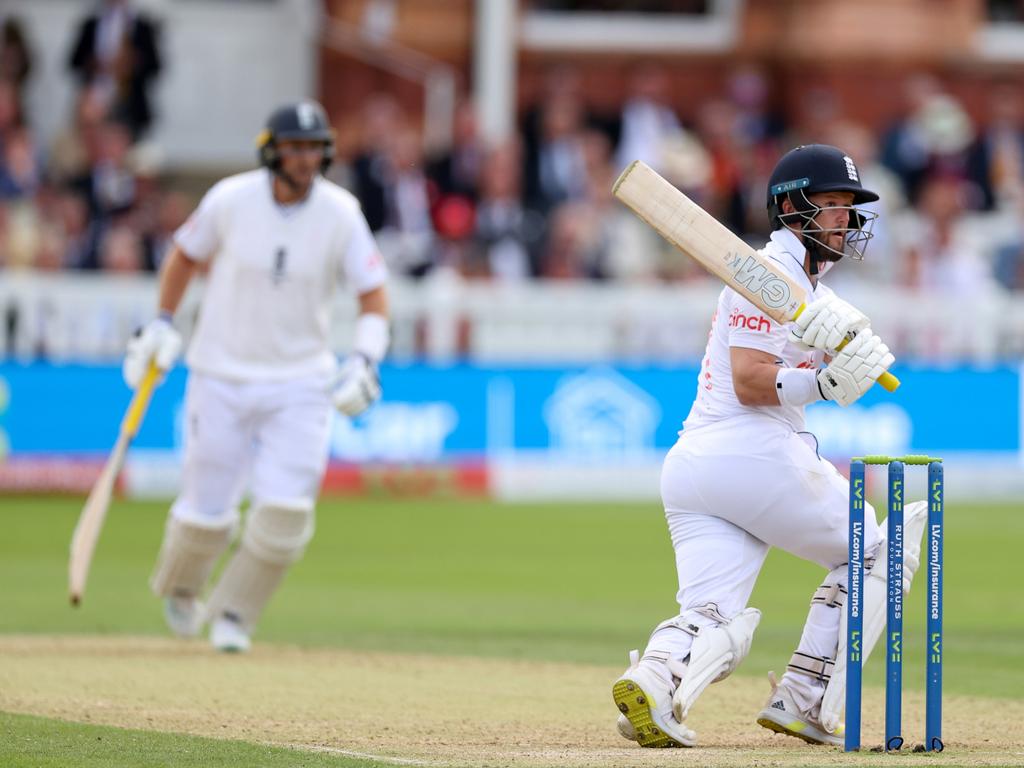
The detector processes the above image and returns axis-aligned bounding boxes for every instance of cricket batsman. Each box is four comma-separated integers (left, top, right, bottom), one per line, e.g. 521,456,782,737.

122,100,389,652
612,145,930,746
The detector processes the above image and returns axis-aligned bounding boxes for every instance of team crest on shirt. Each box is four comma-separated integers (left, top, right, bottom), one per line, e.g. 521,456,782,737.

272,247,287,285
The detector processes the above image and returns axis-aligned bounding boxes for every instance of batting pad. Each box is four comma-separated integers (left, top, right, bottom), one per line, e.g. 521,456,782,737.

204,499,315,632
150,515,234,598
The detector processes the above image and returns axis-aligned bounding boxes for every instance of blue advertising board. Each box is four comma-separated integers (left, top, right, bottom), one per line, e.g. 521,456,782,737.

0,362,1019,464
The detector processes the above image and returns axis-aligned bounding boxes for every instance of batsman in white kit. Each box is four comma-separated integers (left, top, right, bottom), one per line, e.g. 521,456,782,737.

121,100,389,653
612,145,930,747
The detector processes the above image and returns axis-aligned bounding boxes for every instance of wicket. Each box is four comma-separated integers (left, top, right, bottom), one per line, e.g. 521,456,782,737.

845,455,944,753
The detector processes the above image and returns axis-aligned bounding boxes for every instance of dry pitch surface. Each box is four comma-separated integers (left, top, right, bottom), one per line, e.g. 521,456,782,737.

1,636,1021,767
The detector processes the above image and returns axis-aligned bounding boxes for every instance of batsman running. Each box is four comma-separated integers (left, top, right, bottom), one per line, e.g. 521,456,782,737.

612,144,930,747
122,100,389,652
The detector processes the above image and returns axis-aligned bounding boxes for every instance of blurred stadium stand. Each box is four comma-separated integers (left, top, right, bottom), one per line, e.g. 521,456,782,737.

2,0,1023,499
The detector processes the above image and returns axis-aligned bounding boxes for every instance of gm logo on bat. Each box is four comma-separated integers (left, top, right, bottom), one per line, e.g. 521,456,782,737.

723,252,796,312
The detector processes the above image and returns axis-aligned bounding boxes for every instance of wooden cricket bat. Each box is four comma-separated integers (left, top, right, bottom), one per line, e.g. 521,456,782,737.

613,160,900,392
68,363,161,606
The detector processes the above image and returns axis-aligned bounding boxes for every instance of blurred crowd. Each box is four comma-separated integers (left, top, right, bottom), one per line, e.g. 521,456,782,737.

4,3,1024,295
0,2,172,275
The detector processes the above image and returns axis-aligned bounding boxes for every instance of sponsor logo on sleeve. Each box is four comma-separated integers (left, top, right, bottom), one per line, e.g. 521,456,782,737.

728,307,772,333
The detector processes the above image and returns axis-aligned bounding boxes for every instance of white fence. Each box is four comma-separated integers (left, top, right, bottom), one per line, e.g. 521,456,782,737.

2,271,1023,364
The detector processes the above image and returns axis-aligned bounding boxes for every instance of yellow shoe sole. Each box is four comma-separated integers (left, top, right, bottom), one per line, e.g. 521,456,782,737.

612,677,685,748
756,715,822,745
756,713,843,747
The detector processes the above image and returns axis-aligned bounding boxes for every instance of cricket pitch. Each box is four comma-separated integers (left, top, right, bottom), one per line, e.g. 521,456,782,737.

0,635,1021,767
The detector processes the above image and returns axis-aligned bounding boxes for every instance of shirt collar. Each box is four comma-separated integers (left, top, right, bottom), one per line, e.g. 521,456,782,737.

767,227,828,292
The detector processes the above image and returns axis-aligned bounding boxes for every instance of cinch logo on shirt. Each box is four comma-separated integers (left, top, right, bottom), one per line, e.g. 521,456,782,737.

728,308,772,333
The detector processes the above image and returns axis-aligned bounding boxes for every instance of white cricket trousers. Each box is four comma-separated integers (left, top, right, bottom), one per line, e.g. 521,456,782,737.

170,371,334,526
650,415,881,706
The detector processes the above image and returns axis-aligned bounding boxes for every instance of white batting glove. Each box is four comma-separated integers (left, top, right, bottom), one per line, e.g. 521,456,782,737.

790,295,869,354
122,317,182,389
816,328,895,407
332,354,381,417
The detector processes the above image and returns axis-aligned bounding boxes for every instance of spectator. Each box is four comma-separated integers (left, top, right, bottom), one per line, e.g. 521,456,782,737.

911,93,976,184
68,0,162,140
376,127,435,276
826,121,907,287
728,65,786,148
33,226,69,272
52,189,95,270
614,64,682,174
76,119,138,221
471,140,543,280
694,99,749,236
146,189,190,271
0,125,40,199
350,94,403,232
880,74,939,200
899,172,997,295
49,85,109,183
427,99,484,202
0,79,17,145
0,17,32,122
524,93,588,214
0,198,39,269
966,81,1024,211
97,224,143,272
541,129,615,280
521,66,591,215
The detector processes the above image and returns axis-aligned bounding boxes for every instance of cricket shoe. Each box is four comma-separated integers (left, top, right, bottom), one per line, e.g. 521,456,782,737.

210,612,251,654
755,672,843,746
612,650,697,748
163,596,204,638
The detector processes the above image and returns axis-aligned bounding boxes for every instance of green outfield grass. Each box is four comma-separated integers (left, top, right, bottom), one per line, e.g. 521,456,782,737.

0,711,379,768
2,494,1020,700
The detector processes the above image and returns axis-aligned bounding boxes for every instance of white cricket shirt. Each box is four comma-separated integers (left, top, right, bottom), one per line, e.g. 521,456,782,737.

682,228,831,433
175,169,387,381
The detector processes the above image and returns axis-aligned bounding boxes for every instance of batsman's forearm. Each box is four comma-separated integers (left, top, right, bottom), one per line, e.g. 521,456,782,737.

357,285,389,319
157,246,196,318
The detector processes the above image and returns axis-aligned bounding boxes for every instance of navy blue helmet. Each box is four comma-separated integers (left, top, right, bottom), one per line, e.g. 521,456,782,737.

257,101,335,174
767,144,878,231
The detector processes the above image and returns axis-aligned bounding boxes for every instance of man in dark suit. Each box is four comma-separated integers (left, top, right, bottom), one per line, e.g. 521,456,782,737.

68,0,161,140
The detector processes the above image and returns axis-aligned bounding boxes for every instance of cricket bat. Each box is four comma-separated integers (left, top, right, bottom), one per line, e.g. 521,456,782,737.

68,363,161,606
613,160,900,392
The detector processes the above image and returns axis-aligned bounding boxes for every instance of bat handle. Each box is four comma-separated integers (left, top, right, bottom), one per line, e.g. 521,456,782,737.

121,362,161,438
833,336,901,392
876,370,901,393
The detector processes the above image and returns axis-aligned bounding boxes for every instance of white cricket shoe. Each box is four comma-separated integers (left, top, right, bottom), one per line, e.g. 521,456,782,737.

756,672,843,746
612,650,697,748
163,596,204,638
210,613,251,654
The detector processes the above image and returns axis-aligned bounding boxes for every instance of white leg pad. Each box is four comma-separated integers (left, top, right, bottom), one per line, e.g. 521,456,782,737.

204,499,314,632
820,499,928,732
671,604,762,722
150,516,234,598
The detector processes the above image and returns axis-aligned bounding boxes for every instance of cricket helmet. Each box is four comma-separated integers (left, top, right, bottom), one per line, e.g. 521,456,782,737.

257,100,335,174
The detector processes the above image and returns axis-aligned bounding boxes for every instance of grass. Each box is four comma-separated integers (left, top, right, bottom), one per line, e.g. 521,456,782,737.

2,494,1021,699
0,711,381,768
2,494,1022,766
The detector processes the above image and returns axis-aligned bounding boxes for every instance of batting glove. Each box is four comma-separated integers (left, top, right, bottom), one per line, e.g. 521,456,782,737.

816,328,895,407
123,317,182,389
331,353,381,417
790,295,869,354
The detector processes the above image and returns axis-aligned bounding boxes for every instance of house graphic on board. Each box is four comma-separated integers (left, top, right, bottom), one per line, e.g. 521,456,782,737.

543,368,661,461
